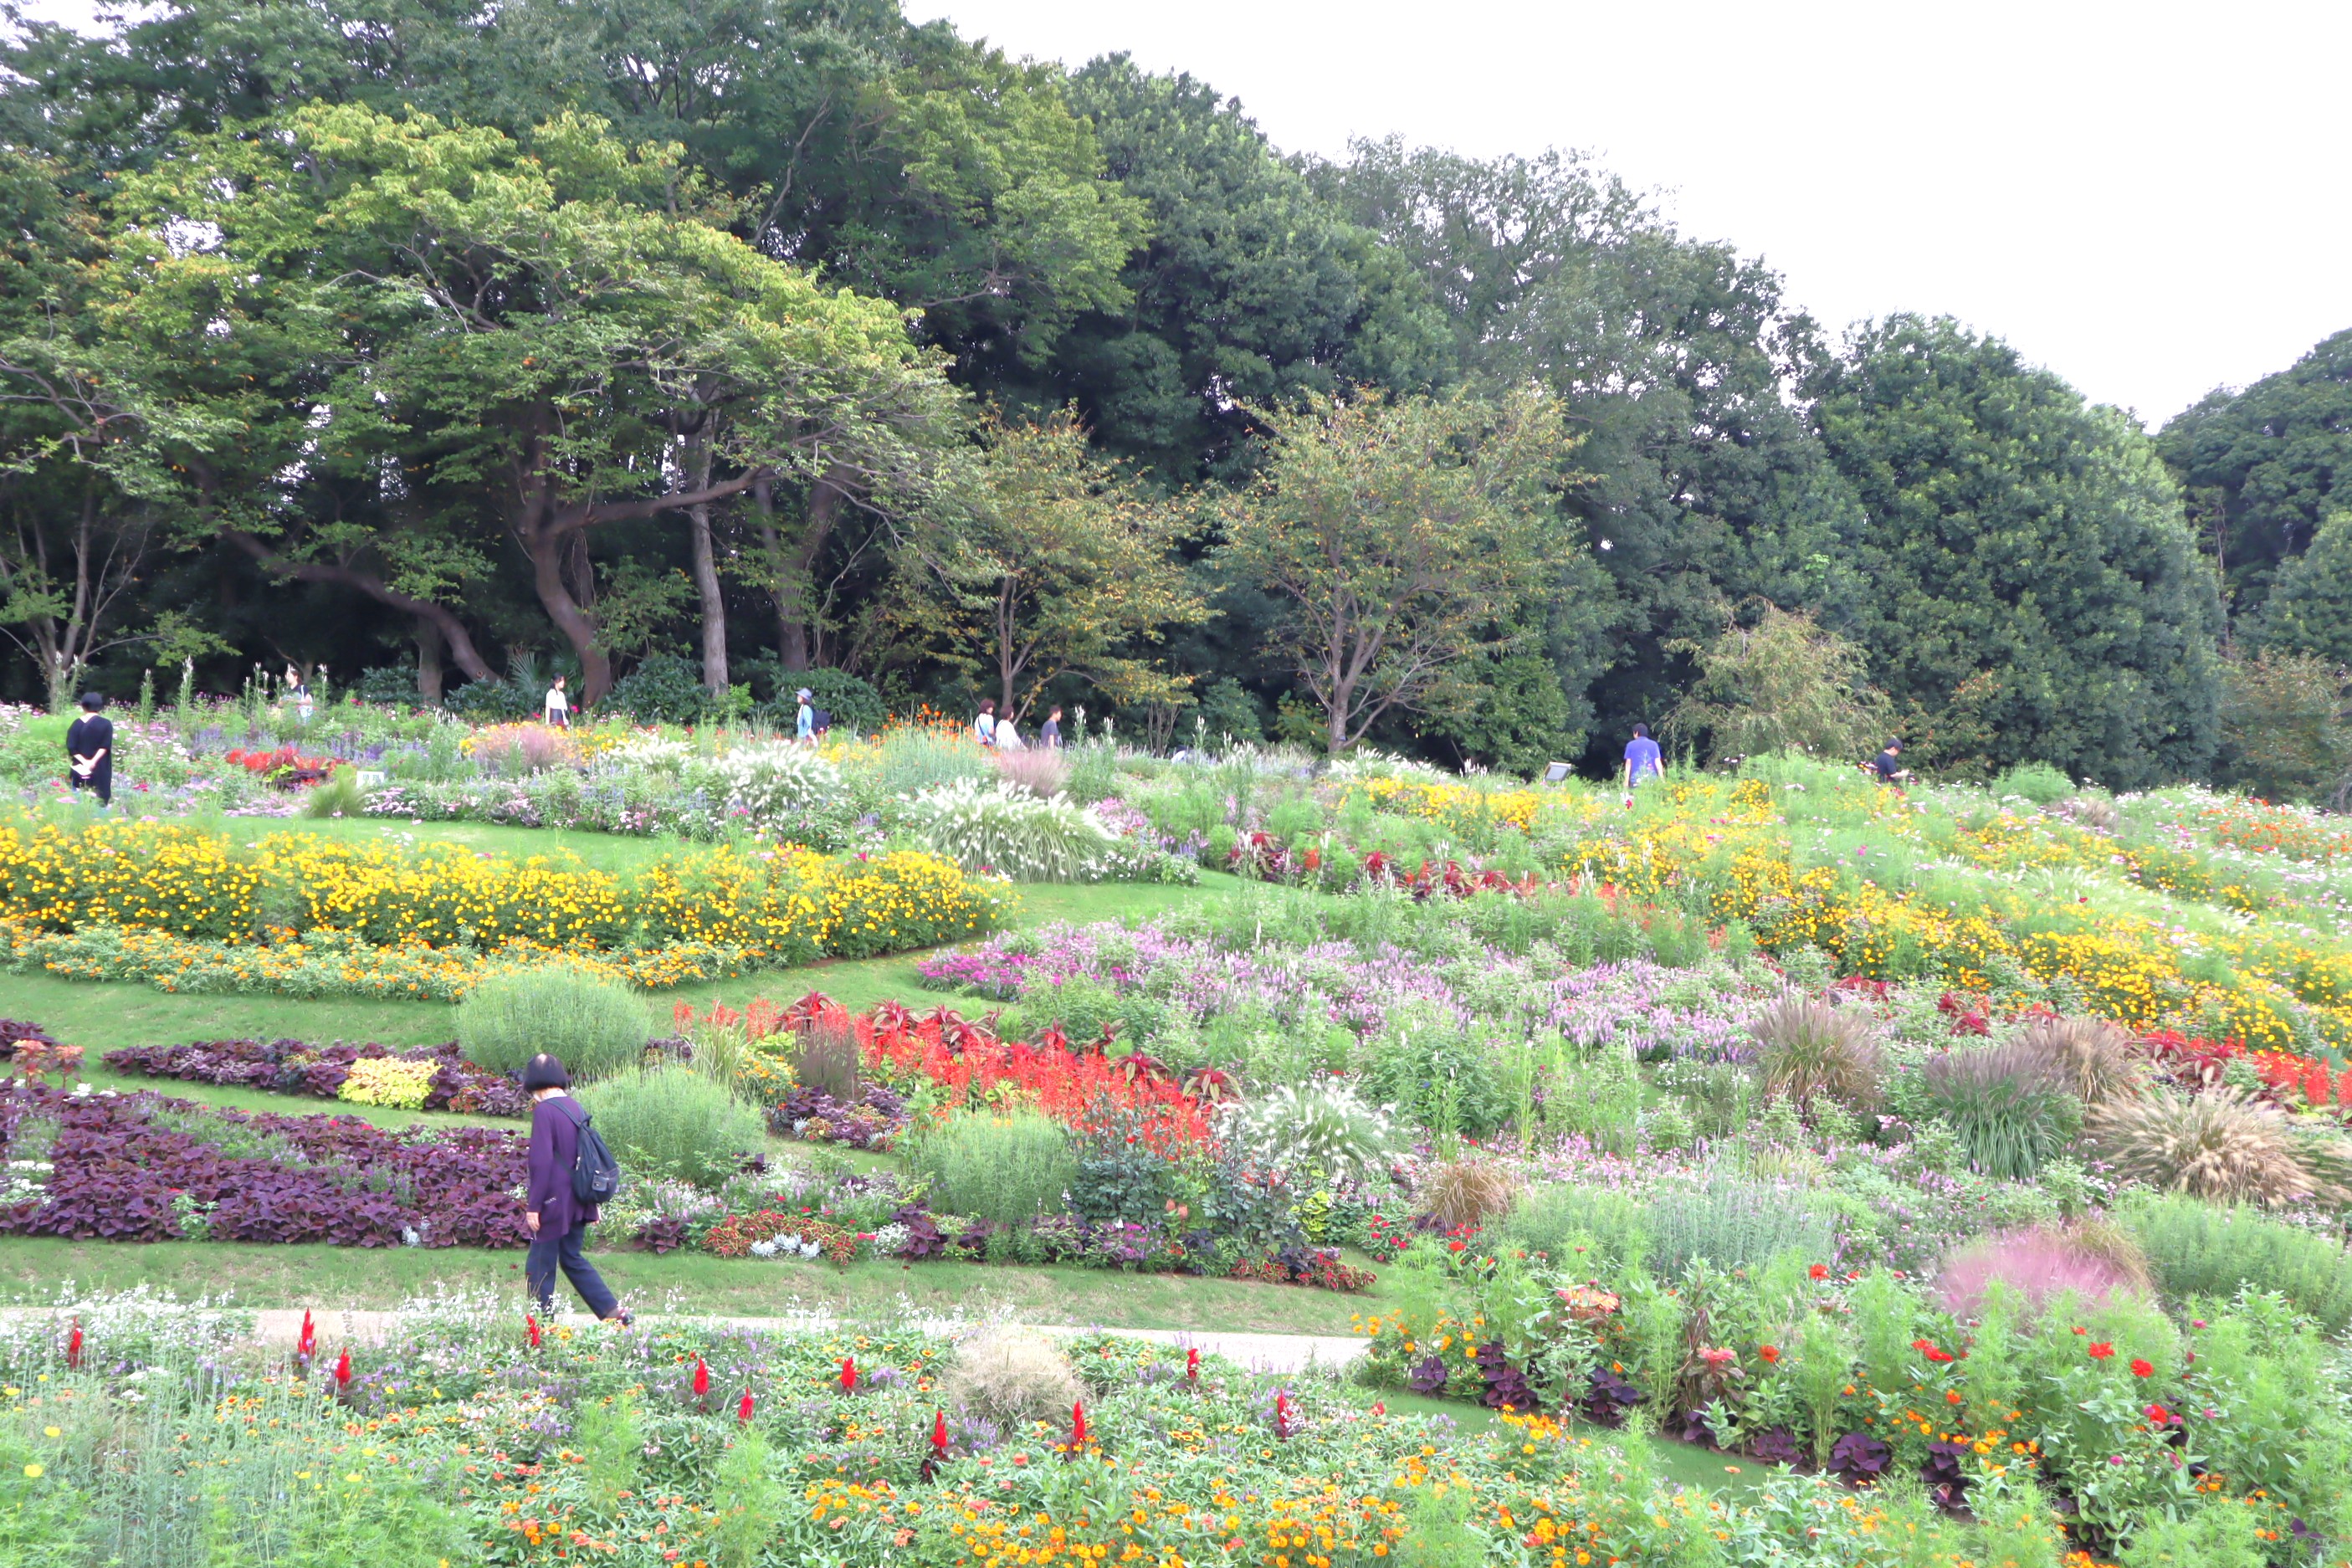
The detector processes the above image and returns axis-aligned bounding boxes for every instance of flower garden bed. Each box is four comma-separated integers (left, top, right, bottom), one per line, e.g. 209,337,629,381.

101,1037,527,1116
0,1291,2155,1568
0,818,1011,997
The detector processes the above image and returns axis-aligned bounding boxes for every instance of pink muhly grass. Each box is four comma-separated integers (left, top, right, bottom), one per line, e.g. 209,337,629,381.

1936,1226,2147,1319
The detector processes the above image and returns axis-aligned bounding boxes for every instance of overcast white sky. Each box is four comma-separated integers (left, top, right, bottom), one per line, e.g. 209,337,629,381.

18,0,2348,424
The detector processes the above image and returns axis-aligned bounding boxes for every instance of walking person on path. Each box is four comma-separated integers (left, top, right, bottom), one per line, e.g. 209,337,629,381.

522,1054,630,1325
974,698,997,747
543,674,571,729
65,692,113,807
795,687,816,744
1039,707,1063,749
1622,721,1663,802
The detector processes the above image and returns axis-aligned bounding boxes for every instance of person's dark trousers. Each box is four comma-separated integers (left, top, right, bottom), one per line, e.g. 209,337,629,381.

526,1224,619,1319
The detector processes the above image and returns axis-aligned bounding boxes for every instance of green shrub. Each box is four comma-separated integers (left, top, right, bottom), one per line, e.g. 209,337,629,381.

874,725,989,797
909,1109,1076,1224
575,1066,767,1189
1993,760,2074,805
457,970,649,1080
1647,1176,1837,1276
2123,1194,2352,1335
1498,1182,1650,1273
606,653,710,725
907,779,1114,881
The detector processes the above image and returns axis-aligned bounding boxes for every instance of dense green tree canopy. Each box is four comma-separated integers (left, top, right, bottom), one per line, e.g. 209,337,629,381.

1811,316,2222,787
2158,328,2352,631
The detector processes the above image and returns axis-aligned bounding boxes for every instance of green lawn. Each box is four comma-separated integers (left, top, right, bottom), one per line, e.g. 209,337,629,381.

0,1237,1378,1334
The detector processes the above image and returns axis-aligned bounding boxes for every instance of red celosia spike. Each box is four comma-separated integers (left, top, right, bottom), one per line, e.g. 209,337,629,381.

692,1356,710,1397
525,1313,541,1349
932,1408,949,1453
840,1355,857,1392
297,1310,315,1355
65,1319,81,1371
1071,1398,1087,1447
737,1391,756,1423
333,1350,351,1387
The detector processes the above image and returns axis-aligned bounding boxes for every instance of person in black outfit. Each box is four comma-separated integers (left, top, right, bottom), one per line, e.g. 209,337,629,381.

1870,738,1909,792
521,1053,629,1324
65,692,113,807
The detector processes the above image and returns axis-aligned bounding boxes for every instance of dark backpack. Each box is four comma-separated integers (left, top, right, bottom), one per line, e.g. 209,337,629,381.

565,1103,623,1206
811,707,831,732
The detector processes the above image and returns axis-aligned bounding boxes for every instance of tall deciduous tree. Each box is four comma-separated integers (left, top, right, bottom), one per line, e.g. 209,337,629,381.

2212,648,2352,809
901,411,1203,716
1810,315,2223,787
1663,605,1888,765
111,105,960,703
1219,389,1579,753
1314,140,1865,763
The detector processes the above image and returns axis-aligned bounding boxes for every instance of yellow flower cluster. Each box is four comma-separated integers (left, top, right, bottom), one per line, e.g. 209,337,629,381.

1344,776,1578,835
336,1056,438,1109
1549,776,2352,1053
0,819,1010,998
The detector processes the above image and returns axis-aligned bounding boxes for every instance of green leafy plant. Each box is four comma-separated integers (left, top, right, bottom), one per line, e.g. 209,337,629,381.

907,1109,1076,1224
2123,1193,2352,1333
575,1066,766,1189
458,970,649,1081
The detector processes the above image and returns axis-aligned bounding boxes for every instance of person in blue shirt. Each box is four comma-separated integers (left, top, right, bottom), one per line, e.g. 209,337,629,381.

1622,722,1663,791
795,687,815,744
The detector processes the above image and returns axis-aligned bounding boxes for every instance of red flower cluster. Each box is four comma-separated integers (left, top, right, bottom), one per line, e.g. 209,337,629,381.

223,746,339,787
683,993,1215,1151
1910,1337,1956,1365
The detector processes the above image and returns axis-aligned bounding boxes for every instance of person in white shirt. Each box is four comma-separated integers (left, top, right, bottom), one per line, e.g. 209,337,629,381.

544,674,571,728
975,698,997,746
997,716,1023,751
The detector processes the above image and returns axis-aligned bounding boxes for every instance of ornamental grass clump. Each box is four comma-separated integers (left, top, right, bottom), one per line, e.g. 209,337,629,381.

1919,1040,2082,1180
906,779,1112,882
1935,1222,2150,1319
1221,1079,1399,1188
576,1065,767,1190
1417,1154,1521,1231
908,1109,1076,1225
716,744,844,833
942,1328,1081,1430
2090,1088,2317,1206
991,746,1070,801
1750,996,1883,1112
458,969,648,1081
2012,1014,2142,1105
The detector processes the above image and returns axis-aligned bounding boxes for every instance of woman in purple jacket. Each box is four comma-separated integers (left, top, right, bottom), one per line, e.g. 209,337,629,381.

523,1054,630,1324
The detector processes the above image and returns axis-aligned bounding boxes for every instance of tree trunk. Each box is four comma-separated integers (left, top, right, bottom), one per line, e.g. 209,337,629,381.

520,523,614,704
684,435,728,694
761,465,857,673
414,616,445,704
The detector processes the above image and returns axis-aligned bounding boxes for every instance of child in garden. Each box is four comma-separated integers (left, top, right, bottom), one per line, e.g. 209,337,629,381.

523,1053,631,1325
65,691,112,807
543,674,570,728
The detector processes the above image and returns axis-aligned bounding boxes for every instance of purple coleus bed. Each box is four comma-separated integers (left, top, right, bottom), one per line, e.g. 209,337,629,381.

102,1038,526,1117
0,1083,527,1248
1829,1430,1891,1482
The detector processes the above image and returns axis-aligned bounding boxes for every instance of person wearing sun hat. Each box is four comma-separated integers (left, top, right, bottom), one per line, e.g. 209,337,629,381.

795,687,816,743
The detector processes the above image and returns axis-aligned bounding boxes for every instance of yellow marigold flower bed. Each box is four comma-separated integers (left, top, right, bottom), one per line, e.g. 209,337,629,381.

0,818,1012,999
